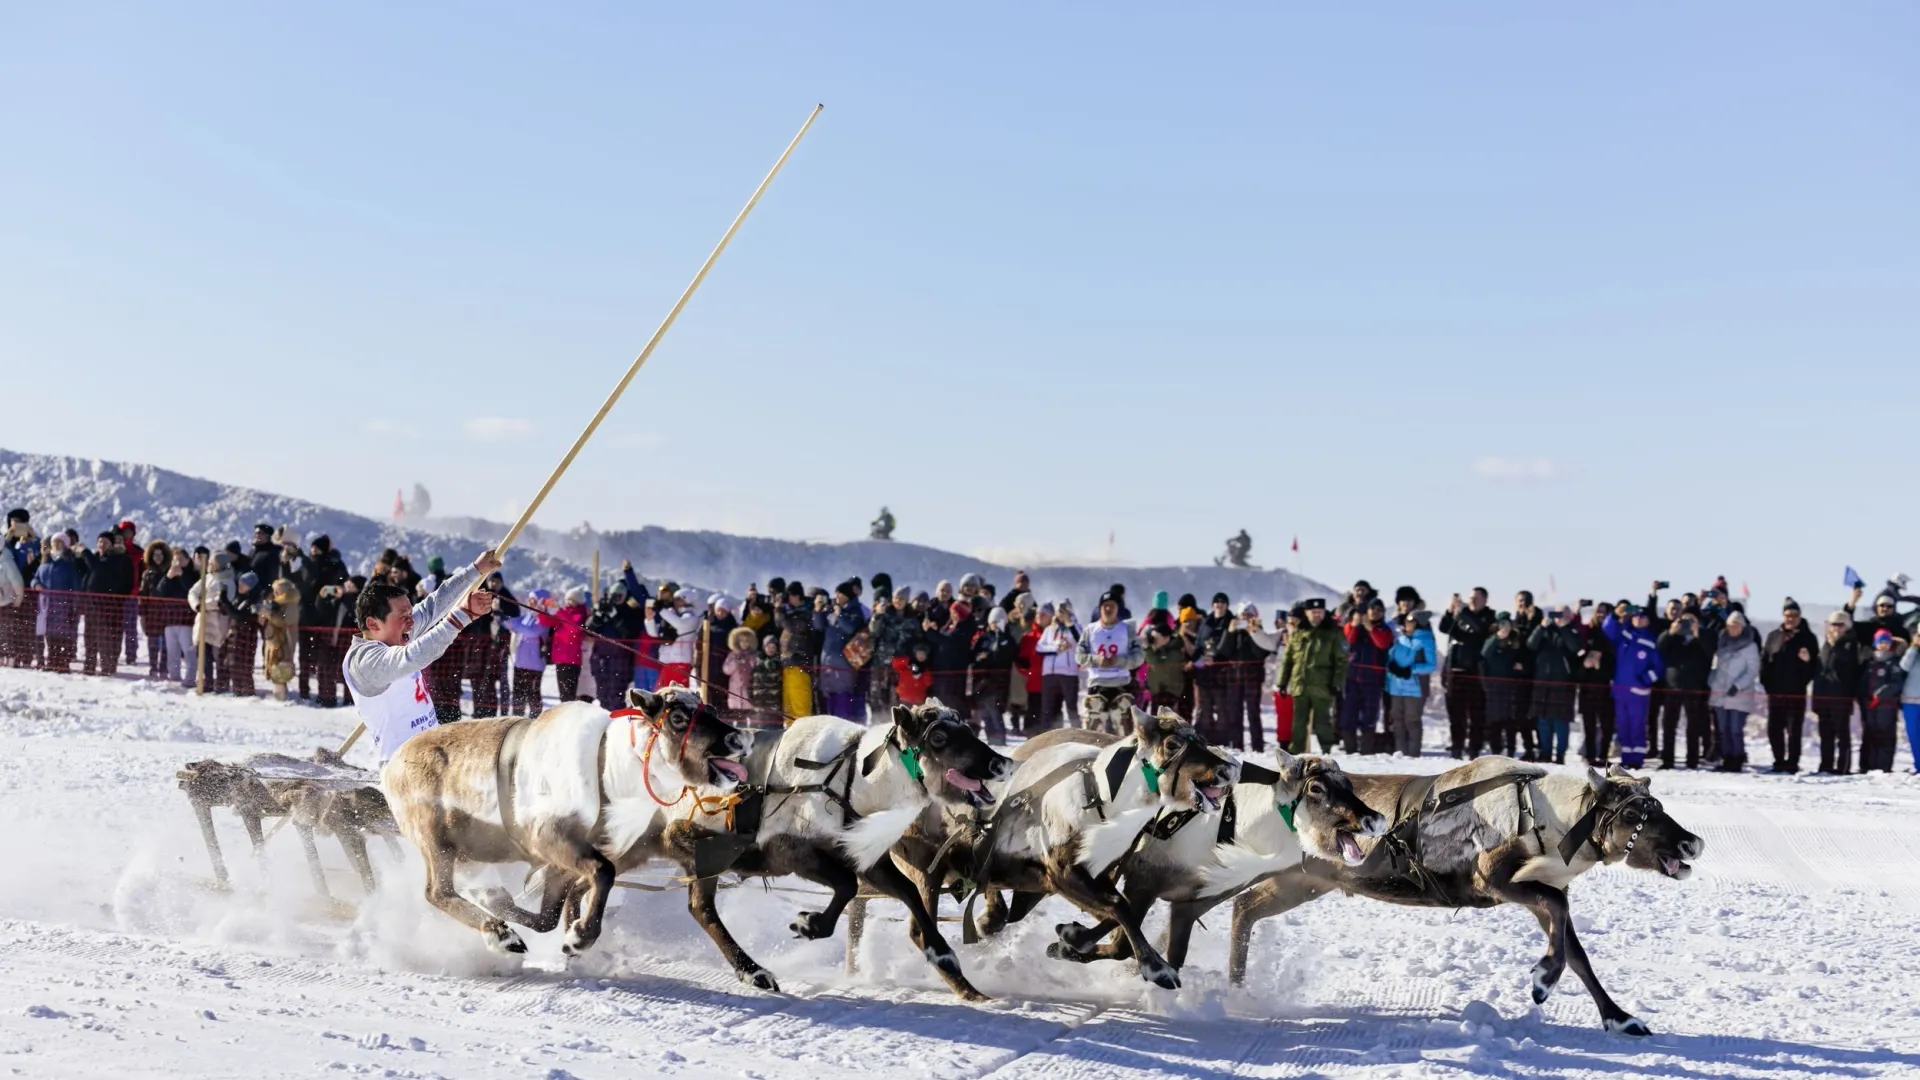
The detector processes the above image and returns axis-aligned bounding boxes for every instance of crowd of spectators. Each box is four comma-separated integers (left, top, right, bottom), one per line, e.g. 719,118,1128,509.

6,506,1918,775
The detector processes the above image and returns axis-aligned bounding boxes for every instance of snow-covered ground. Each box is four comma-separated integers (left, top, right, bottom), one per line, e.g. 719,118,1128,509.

2,667,1918,1079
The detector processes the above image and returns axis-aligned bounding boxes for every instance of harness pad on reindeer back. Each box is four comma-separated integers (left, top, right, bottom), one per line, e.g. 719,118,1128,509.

1362,765,1547,905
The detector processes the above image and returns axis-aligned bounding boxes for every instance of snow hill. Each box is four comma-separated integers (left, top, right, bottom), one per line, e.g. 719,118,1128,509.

0,448,1336,609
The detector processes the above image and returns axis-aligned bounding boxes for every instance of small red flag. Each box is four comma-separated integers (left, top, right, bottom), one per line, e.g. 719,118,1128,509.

1291,536,1299,553
392,489,406,520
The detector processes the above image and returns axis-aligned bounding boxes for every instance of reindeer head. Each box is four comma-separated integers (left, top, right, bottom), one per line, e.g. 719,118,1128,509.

1265,751,1385,865
1128,707,1240,813
625,687,753,791
882,699,1013,810
1581,765,1704,879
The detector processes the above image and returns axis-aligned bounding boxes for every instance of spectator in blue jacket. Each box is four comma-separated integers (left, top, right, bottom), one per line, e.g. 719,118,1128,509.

1384,611,1436,756
1603,604,1666,768
31,534,83,672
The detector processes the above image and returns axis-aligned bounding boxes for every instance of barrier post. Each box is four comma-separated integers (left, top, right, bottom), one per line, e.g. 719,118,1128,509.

193,576,208,695
592,548,600,605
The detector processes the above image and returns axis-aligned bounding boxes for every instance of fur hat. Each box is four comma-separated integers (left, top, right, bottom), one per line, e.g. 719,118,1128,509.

728,626,758,652
1395,585,1422,606
1299,597,1325,612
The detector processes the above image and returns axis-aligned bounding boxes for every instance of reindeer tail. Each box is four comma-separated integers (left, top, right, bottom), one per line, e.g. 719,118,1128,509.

1199,841,1294,899
836,806,921,870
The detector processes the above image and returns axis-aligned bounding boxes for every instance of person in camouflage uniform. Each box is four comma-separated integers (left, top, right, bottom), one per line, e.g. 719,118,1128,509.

867,587,917,717
1279,597,1347,753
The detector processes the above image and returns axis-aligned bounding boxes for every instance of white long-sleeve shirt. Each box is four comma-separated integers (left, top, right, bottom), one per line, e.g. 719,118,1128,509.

652,606,701,665
1036,623,1083,678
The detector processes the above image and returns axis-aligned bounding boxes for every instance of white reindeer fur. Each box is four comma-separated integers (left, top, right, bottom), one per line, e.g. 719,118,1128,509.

995,737,1172,878
694,714,931,871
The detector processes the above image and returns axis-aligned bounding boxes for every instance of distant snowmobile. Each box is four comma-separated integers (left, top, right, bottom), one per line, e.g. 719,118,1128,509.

870,506,896,541
1215,529,1255,569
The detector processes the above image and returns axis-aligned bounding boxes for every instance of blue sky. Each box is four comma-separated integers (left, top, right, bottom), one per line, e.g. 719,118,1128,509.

2,3,1914,611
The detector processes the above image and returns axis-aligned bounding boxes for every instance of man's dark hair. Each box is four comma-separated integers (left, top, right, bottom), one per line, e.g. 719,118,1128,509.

357,580,412,630
96,530,118,543
4,508,27,525
193,545,210,556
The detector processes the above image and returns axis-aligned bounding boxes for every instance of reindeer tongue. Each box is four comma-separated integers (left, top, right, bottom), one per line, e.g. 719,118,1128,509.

711,759,748,782
1337,831,1365,865
943,768,984,793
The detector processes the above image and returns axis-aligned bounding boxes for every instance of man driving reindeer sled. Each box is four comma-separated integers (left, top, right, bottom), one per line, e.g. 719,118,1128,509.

343,548,503,765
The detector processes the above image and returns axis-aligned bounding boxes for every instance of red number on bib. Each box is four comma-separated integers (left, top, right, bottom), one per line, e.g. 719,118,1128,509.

413,674,429,703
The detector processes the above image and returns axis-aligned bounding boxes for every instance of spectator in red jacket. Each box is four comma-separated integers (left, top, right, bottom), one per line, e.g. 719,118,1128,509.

536,586,589,702
891,639,935,706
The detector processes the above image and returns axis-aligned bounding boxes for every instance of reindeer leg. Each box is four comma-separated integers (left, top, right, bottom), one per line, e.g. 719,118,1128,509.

687,874,778,992
423,844,524,954
1161,897,1216,971
787,848,859,941
241,811,266,855
1004,890,1045,925
534,840,616,956
471,866,570,933
1048,857,1176,990
190,797,230,890
335,828,377,895
1492,877,1568,1005
1559,895,1648,1036
294,822,330,899
1228,866,1332,985
861,854,989,1002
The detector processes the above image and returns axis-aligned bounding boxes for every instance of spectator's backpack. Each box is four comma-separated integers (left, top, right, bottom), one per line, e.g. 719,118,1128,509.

842,628,873,670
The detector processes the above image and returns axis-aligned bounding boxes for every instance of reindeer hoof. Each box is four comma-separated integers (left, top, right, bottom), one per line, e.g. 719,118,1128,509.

1529,960,1563,1003
561,926,596,957
1141,959,1181,991
1045,942,1093,964
1604,1015,1651,1038
790,911,835,940
484,925,527,955
742,968,781,993
1052,922,1097,954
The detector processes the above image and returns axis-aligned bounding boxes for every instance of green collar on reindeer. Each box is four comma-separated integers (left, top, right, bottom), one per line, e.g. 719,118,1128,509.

1103,741,1166,798
1278,796,1300,833
1139,760,1163,795
899,743,925,782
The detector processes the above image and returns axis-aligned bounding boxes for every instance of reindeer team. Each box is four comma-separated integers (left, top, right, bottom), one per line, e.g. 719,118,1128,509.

378,684,1705,1036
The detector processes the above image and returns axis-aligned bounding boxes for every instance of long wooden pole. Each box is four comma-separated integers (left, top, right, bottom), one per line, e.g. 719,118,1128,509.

499,103,823,555
338,104,823,757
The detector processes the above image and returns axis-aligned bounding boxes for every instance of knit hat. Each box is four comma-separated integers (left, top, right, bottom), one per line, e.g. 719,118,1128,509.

1211,592,1230,606
565,586,588,606
1367,596,1386,611
988,607,1009,629
1099,590,1122,610
118,520,136,536
1781,596,1801,613
238,572,259,590
1039,601,1056,615
1152,590,1170,611
211,551,231,570
950,600,973,621
1496,611,1513,626
1177,593,1197,610
427,556,445,575
1874,630,1895,649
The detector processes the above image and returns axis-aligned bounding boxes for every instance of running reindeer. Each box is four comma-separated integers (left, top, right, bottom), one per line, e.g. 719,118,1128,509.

911,707,1241,990
984,727,1385,977
668,698,1013,999
1225,757,1705,1036
382,687,753,958
178,748,399,901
